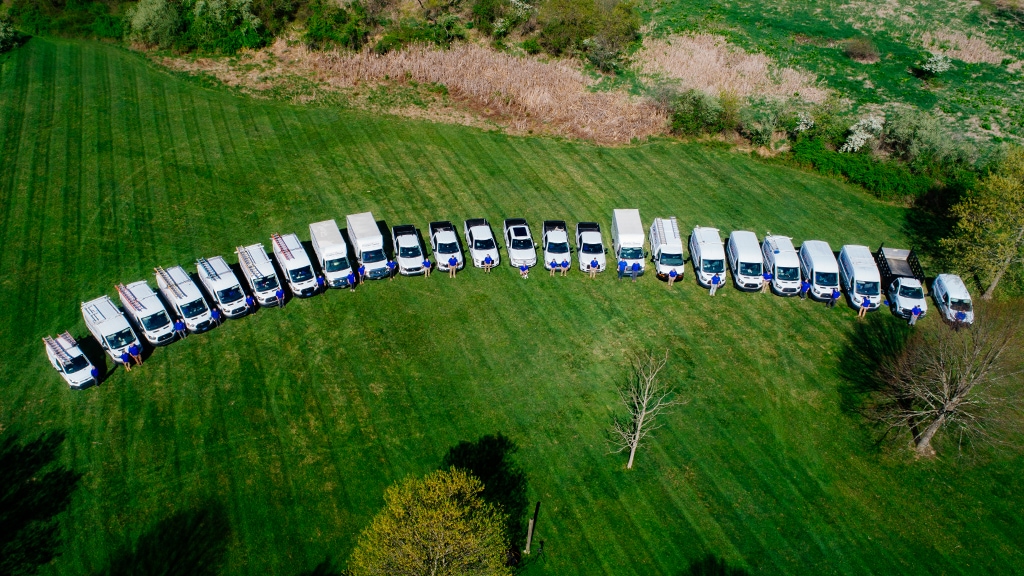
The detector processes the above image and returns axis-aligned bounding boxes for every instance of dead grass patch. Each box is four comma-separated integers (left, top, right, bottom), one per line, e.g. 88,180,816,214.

636,34,829,103
921,29,1011,65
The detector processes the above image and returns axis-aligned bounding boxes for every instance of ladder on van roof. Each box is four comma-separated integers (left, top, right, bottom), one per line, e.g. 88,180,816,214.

83,301,105,323
154,266,186,299
116,283,145,312
197,257,221,281
271,233,294,261
668,217,680,239
43,335,72,364
236,246,263,280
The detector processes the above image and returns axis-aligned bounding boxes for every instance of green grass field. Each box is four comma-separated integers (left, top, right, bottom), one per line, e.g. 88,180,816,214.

3,37,1024,575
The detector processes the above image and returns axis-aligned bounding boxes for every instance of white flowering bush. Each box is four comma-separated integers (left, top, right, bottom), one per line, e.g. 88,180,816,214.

840,116,884,153
494,0,533,37
126,0,180,48
921,53,953,75
0,16,16,53
794,112,814,133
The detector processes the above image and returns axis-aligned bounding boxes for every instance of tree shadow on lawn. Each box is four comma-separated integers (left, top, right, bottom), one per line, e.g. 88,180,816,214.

441,433,529,553
901,183,963,265
682,554,751,576
297,558,344,576
0,429,82,576
94,501,231,576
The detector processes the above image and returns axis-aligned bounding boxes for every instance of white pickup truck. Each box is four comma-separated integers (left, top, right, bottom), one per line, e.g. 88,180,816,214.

874,245,928,320
542,220,572,270
391,224,426,275
503,218,537,268
43,332,97,389
430,221,465,271
464,219,500,268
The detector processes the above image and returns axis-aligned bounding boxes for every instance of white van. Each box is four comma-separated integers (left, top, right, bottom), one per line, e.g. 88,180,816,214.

271,233,318,297
726,231,763,291
688,226,726,287
81,295,140,362
43,332,97,389
798,240,840,301
117,281,175,345
649,217,685,279
611,209,645,275
310,220,354,287
155,265,213,332
347,212,390,280
932,274,975,324
197,256,250,318
838,245,883,310
761,235,802,295
236,244,281,306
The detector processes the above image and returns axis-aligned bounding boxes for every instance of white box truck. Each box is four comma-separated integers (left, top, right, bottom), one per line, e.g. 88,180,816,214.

43,332,97,389
648,217,685,280
271,232,318,297
838,245,883,310
81,295,140,362
197,256,251,317
117,281,175,345
726,231,763,291
310,220,353,288
236,243,281,306
346,212,390,280
611,209,645,275
689,226,726,287
761,235,802,295
798,240,840,301
155,265,213,332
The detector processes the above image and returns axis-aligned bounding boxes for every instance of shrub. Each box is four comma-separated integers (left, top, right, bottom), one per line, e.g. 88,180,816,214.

884,109,977,168
179,0,268,54
374,15,465,54
668,89,724,136
793,137,933,200
304,0,370,50
740,105,781,148
126,0,181,48
250,0,302,35
8,0,124,38
839,116,884,153
471,0,502,35
520,37,540,54
537,0,597,55
844,37,879,61
920,53,953,75
0,17,17,53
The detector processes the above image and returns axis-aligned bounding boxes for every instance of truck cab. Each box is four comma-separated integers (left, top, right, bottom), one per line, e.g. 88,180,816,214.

761,234,801,295
430,221,466,271
309,220,353,288
391,224,426,275
649,217,685,280
838,245,883,310
464,219,500,268
727,231,763,291
236,243,282,306
81,295,140,362
117,281,175,345
271,232,318,297
197,256,251,317
542,220,572,271
575,222,606,272
798,240,840,301
43,332,97,389
347,212,390,280
503,218,536,268
155,265,213,332
932,274,974,325
689,226,726,287
611,209,645,275
874,246,927,319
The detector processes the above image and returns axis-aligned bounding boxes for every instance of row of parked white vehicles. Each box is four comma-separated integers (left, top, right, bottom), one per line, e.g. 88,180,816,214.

44,209,976,390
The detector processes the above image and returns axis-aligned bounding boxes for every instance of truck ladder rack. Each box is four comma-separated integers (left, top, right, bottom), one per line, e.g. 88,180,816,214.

43,335,72,364
197,257,221,281
656,218,667,243
668,216,680,239
83,303,104,323
154,266,186,299
116,283,145,312
271,233,294,261
236,246,262,279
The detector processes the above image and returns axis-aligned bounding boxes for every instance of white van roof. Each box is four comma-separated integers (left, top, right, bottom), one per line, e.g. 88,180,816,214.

801,240,839,272
271,233,312,270
729,231,760,262
764,235,800,267
310,220,347,253
693,226,725,259
936,273,972,300
237,244,277,280
841,245,881,280
157,266,205,305
197,256,241,292
652,217,683,246
81,295,132,334
118,281,166,318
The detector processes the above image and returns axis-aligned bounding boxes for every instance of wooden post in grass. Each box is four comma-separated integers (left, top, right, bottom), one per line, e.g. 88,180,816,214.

523,501,540,555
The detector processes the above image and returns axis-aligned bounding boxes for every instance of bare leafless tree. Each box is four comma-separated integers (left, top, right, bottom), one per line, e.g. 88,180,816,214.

609,350,687,469
873,306,1023,458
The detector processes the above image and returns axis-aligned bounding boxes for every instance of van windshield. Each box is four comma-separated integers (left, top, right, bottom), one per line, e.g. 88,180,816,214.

63,355,90,374
105,329,135,349
739,261,762,276
217,286,244,304
582,243,602,255
363,249,386,263
290,266,313,283
325,257,349,272
702,259,725,273
181,299,208,318
141,311,170,331
899,285,924,299
855,280,880,296
661,253,684,266
400,245,422,258
815,272,839,287
474,238,495,250
777,267,799,281
437,242,459,254
620,247,642,260
548,242,569,254
255,275,279,292
951,298,972,312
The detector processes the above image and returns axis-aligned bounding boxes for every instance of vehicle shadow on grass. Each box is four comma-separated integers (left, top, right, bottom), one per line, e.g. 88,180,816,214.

441,433,529,554
682,554,752,576
93,501,230,576
0,429,82,576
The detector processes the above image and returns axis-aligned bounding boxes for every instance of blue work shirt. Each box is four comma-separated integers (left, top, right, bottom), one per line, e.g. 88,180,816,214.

763,272,772,281
590,259,599,269
387,261,396,270
90,367,99,379
120,353,131,365
550,260,558,268
631,263,640,272
276,289,285,300
358,265,366,276
801,281,810,291
618,261,627,272
174,320,185,331
862,297,871,308
316,276,326,287
911,306,922,316
128,344,140,356
212,309,221,320
561,260,569,269
711,275,720,285
347,273,357,285
422,259,431,268
448,257,458,267
245,296,256,307
956,311,967,321
831,289,840,300
519,265,529,272
484,256,493,265
669,269,677,278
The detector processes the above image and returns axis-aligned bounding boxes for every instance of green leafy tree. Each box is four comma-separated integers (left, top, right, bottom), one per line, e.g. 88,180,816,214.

941,147,1024,299
537,0,598,55
349,468,511,576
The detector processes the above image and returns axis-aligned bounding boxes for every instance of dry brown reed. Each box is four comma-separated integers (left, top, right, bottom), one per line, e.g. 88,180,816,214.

636,34,829,103
921,30,1012,66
